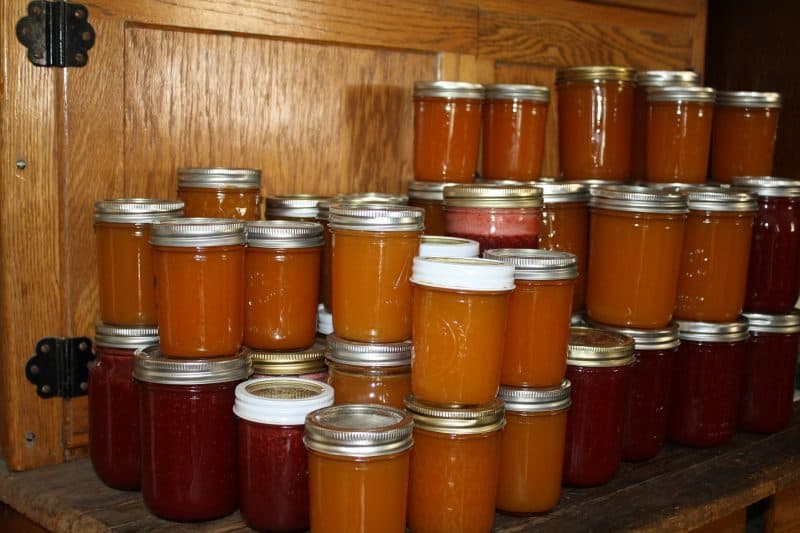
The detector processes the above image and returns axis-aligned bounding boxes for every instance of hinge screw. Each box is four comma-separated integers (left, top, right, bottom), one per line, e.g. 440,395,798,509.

16,160,27,170
40,343,50,354
80,382,88,392
24,432,35,444
74,8,85,19
31,48,44,60
41,384,51,394
29,365,39,375
78,341,89,352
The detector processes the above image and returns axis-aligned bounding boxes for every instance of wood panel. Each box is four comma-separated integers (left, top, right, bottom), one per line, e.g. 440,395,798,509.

691,509,745,533
766,484,800,533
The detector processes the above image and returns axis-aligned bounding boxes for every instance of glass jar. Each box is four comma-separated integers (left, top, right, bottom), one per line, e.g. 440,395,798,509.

250,342,329,381
563,327,635,486
443,183,543,252
265,194,330,222
557,66,635,181
405,397,505,533
317,304,333,338
134,347,251,521
419,235,479,258
408,181,455,236
177,167,262,220
305,404,413,533
668,319,749,447
89,323,158,490
587,185,688,328
712,92,782,183
484,249,577,387
411,257,515,405
739,312,800,433
245,220,323,350
481,84,550,181
235,378,334,532
326,335,412,409
150,218,246,357
496,381,571,514
645,86,715,183
94,199,184,326
330,205,424,342
413,81,484,182
674,187,756,321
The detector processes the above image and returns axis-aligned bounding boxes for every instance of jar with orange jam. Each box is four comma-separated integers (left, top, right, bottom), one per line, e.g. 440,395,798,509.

408,181,456,236
94,199,184,326
481,84,550,181
413,81,484,182
557,66,635,181
150,218,246,358
496,380,571,514
245,220,323,350
250,342,329,382
586,185,688,328
411,257,515,405
177,167,262,220
265,194,330,222
329,204,424,343
305,404,413,533
419,235,479,258
405,396,505,533
484,249,577,387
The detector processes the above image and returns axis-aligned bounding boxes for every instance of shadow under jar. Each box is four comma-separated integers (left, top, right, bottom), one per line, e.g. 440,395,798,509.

408,180,458,236
265,194,330,222
250,342,329,382
419,235,479,258
177,167,262,220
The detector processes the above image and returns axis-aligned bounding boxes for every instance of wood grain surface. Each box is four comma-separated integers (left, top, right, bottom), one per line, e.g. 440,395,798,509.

766,484,800,533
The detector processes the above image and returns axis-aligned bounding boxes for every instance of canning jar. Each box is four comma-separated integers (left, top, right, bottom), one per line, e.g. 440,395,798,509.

557,66,635,181
94,199,184,326
406,397,505,533
265,194,330,222
411,257,515,405
674,187,756,321
177,167,262,220
326,335,412,409
235,378,334,532
712,92,782,183
481,84,550,181
89,323,158,490
484,249,577,387
250,342,329,381
563,327,635,486
329,204,424,342
305,404,414,533
645,86,715,183
245,220,323,350
150,218,245,357
419,235,479,258
408,181,456,236
135,347,251,521
587,185,688,328
496,381,571,514
317,304,333,338
668,319,749,447
413,81,484,182
443,183,542,252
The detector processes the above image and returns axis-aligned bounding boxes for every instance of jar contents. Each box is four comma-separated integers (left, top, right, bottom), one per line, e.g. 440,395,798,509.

265,194,329,222
408,181,455,236
250,342,329,381
418,235,479,258
177,167,262,220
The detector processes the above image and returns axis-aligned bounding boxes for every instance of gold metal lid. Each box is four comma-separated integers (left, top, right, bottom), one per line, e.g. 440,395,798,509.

304,404,414,457
587,321,680,351
250,342,328,375
647,86,716,103
404,395,505,435
556,66,635,83
567,327,635,367
443,183,543,208
484,84,550,102
413,81,484,99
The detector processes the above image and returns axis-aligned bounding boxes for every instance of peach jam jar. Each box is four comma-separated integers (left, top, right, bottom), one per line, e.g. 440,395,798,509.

557,66,635,181
712,91,782,183
484,249,577,387
329,204,424,343
419,235,479,258
481,84,550,181
411,257,515,405
406,396,505,533
94,198,184,326
413,81,484,182
496,380,571,514
305,404,414,533
587,185,688,328
265,194,330,222
250,342,329,382
408,181,457,236
150,218,246,358
245,220,323,350
177,167,262,220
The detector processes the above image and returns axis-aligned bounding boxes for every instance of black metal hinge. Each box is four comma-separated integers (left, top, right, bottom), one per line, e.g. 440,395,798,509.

15,1,95,68
26,337,95,399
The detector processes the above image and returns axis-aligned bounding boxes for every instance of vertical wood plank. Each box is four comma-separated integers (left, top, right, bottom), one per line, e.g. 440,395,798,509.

766,484,800,533
689,508,746,533
689,1,708,77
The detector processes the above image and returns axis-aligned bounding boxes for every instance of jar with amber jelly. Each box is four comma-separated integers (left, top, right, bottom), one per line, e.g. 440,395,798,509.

265,194,330,222
250,342,329,382
405,396,505,533
177,167,262,220
419,235,479,258
94,199,184,326
408,181,456,236
304,404,414,533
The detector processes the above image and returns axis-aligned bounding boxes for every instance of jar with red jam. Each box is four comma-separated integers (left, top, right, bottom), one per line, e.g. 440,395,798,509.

668,319,749,447
419,235,479,258
250,342,329,382
89,323,158,490
266,194,330,222
408,181,457,236
177,167,262,220
134,347,251,521
235,378,334,531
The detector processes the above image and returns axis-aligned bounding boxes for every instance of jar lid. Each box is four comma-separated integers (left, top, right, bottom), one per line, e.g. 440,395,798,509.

317,305,333,335
499,380,571,413
177,167,261,189
328,204,424,232
483,84,550,102
586,321,680,351
731,177,800,198
716,91,782,108
326,335,412,367
250,342,328,376
338,192,408,205
571,313,587,327
413,81,484,99
150,218,246,247
234,377,334,425
534,181,590,204
246,220,324,248
304,404,414,457
567,327,636,367
565,179,627,189
411,257,515,292
483,249,578,281
676,318,749,342
556,66,635,83
266,194,330,219
419,236,480,258
647,86,716,103
743,311,800,334
634,70,701,87
94,198,185,224
94,323,159,350
443,183,543,208
133,346,252,385
680,186,757,212
590,185,688,214
407,180,456,201
405,396,505,435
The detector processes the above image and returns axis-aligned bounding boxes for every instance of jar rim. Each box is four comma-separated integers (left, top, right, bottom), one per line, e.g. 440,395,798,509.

419,236,480,258
676,318,750,342
483,249,578,281
556,66,635,83
586,321,680,350
266,194,330,218
634,70,701,87
407,180,459,201
567,327,636,367
646,86,715,103
716,91,782,108
94,322,159,350
413,80,484,99
742,311,800,334
499,379,571,413
404,395,505,435
94,198,185,224
234,378,334,425
731,176,800,198
443,183,543,208
246,220,324,248
304,404,414,457
250,342,329,375
590,185,688,214
150,217,246,247
326,335,412,366
133,346,252,384
411,256,516,292
177,167,261,189
328,204,424,232
483,84,550,102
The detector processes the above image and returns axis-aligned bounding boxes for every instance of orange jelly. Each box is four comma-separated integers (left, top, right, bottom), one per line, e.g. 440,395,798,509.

408,181,456,236
177,167,262,220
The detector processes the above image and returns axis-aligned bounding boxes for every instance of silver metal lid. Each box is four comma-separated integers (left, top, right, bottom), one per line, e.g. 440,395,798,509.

177,167,261,189
246,220,324,248
328,204,424,232
731,177,800,198
567,327,636,367
94,323,159,350
664,186,757,212
338,192,408,206
326,335,412,367
647,86,716,103
635,70,701,87
316,198,336,222
150,218,246,247
304,404,414,457
483,249,578,281
556,66,635,83
407,180,457,201
94,198,185,224
404,395,506,435
590,185,688,214
742,311,800,334
133,346,252,385
443,183,543,208
413,81,484,99
534,181,590,204
586,321,680,351
716,91,782,108
499,379,571,413
484,84,550,102
250,342,329,375
676,318,749,342
266,194,330,219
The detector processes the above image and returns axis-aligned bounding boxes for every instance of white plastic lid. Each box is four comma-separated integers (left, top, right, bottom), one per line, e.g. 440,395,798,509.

234,377,334,425
317,304,333,335
418,236,480,258
411,257,515,292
